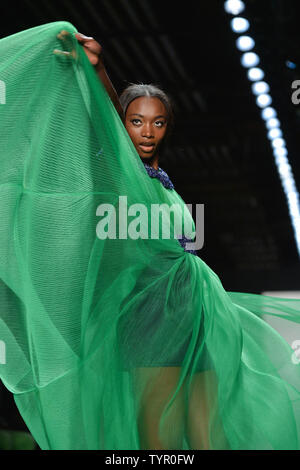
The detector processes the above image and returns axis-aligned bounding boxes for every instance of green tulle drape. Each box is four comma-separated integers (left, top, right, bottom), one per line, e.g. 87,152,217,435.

1,21,300,450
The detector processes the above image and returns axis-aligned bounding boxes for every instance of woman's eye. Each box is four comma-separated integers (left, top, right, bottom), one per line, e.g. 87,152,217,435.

131,119,141,125
155,121,165,127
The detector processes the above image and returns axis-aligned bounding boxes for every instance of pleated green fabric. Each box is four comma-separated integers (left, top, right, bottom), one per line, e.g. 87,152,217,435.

1,21,300,450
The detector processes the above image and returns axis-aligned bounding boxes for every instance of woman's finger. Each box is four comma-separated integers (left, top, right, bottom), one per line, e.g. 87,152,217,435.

75,33,94,41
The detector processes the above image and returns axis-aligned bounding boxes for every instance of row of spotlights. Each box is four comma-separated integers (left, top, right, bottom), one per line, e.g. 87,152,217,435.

224,1,300,256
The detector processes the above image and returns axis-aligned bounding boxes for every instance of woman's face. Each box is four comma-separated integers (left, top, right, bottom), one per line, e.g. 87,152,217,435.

124,96,168,161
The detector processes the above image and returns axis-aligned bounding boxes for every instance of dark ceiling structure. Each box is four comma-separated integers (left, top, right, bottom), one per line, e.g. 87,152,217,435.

2,0,300,293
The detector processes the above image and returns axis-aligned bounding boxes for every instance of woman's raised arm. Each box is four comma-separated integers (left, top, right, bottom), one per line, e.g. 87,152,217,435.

75,33,124,121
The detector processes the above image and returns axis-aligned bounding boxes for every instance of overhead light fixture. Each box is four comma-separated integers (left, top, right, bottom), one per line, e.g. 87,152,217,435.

241,52,260,68
261,107,277,120
268,128,283,140
274,154,288,165
278,162,292,178
224,0,245,15
273,147,288,158
256,93,272,108
231,17,250,33
247,67,265,81
266,118,280,129
236,35,255,51
251,81,270,95
271,138,286,149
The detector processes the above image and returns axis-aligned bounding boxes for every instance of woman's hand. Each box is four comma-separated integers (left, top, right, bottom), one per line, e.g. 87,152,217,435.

75,33,104,69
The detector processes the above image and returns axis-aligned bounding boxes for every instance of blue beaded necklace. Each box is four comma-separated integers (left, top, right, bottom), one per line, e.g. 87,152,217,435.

143,163,174,190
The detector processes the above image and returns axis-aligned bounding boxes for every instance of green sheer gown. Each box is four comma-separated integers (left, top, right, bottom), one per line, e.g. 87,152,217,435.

1,21,300,450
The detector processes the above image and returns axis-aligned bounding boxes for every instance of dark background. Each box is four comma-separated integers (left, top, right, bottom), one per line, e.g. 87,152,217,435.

1,0,300,442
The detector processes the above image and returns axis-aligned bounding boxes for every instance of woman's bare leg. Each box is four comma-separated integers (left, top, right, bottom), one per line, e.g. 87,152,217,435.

185,370,215,449
134,367,185,450
186,369,230,449
133,366,227,450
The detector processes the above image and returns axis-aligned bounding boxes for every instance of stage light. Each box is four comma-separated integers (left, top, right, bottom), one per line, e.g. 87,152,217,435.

274,155,289,171
287,191,298,205
273,147,288,159
231,17,250,33
241,52,260,67
261,107,277,120
282,178,296,193
266,118,280,129
225,0,245,15
272,138,286,149
256,93,272,108
236,35,255,51
278,162,292,178
251,81,270,95
247,67,264,81
268,128,282,140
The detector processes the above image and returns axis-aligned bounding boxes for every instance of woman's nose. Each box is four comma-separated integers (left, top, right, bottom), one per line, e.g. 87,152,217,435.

142,124,153,138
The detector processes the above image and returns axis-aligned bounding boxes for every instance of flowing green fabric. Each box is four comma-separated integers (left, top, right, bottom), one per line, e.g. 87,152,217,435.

1,21,300,450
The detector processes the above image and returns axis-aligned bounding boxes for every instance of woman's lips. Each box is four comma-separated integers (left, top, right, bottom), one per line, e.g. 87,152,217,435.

139,143,155,153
